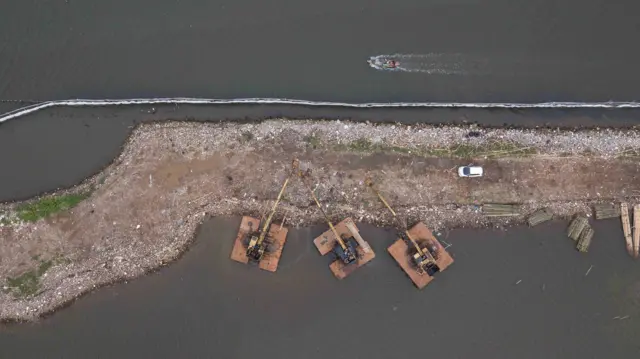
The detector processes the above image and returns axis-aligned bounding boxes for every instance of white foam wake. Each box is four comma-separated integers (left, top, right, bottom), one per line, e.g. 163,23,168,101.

368,54,477,74
1,97,640,124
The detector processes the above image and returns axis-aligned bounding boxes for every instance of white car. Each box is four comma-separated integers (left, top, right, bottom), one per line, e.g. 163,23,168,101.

458,165,483,177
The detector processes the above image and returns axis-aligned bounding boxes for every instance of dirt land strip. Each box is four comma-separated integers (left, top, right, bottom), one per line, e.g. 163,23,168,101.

1,120,640,321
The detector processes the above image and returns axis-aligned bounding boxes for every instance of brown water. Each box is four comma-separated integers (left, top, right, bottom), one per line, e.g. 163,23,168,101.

1,217,638,358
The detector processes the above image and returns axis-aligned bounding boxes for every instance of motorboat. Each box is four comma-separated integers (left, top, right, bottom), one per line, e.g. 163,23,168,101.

382,60,398,69
368,58,399,69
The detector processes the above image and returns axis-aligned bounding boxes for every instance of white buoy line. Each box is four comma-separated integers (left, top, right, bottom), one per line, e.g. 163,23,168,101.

1,97,640,124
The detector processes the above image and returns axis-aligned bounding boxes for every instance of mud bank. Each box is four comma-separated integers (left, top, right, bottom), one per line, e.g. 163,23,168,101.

1,119,640,321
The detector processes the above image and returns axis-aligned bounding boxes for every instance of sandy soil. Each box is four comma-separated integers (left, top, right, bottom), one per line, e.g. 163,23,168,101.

1,120,639,321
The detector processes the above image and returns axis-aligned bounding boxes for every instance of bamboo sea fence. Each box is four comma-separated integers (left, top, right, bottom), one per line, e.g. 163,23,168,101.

527,208,553,227
482,204,520,217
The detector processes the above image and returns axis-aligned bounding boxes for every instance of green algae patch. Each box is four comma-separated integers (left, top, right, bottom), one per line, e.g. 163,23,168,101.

4,260,53,298
16,193,89,222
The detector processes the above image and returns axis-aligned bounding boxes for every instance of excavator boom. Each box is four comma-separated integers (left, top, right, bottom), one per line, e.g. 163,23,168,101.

249,159,299,252
365,178,436,263
256,177,290,246
298,170,349,251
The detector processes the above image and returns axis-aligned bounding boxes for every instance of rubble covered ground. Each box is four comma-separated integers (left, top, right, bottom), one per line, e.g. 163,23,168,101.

1,119,640,321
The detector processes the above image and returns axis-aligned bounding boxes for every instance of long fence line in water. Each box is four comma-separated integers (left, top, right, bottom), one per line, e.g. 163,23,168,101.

2,98,640,124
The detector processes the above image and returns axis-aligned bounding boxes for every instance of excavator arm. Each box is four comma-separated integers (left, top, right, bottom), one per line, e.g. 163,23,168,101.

246,159,298,260
365,178,437,265
255,176,290,246
297,163,357,264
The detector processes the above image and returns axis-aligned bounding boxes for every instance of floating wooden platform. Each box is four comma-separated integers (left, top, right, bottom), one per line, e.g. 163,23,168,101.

621,203,633,257
482,203,521,217
387,222,454,290
230,216,288,272
567,216,588,241
576,226,594,253
633,205,640,259
527,208,553,227
593,203,620,220
313,217,375,279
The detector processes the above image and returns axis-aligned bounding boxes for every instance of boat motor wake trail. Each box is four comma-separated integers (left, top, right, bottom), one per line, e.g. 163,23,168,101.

368,53,481,74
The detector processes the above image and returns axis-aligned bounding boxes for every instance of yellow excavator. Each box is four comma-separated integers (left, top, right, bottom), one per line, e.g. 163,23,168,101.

297,166,358,265
365,178,440,275
245,159,298,262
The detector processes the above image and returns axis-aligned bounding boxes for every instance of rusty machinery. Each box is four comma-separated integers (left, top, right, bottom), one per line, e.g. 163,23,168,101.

297,166,360,265
365,178,440,276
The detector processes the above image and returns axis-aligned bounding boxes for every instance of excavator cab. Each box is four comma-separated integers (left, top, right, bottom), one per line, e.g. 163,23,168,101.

334,235,358,265
246,234,266,262
412,251,440,276
398,230,438,273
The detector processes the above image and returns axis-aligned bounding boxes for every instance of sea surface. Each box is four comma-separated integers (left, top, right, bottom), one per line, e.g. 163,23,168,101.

1,0,640,357
1,0,640,104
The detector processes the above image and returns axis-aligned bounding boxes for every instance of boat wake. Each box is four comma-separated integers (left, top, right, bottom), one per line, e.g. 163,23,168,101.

1,98,640,124
368,53,482,75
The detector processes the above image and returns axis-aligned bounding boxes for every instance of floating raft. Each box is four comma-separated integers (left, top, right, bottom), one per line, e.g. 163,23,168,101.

593,203,620,220
567,216,589,241
482,203,521,217
634,205,640,259
621,203,633,257
230,216,288,272
313,217,375,280
576,226,594,253
387,222,454,290
527,208,553,227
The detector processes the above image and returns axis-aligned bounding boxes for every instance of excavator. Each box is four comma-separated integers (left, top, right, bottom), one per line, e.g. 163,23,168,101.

297,167,359,265
245,176,291,262
230,159,298,272
365,178,440,275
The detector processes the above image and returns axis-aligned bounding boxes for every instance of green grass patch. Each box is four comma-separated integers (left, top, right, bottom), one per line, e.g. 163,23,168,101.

16,192,89,222
348,137,374,151
303,134,321,148
5,260,53,298
424,141,537,158
618,147,640,158
336,137,536,159
239,131,254,143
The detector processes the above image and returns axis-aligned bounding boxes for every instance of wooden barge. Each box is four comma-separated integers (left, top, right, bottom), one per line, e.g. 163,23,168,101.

387,222,454,289
230,216,288,272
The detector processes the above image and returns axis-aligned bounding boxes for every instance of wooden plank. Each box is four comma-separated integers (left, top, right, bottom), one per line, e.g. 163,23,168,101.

329,246,375,279
593,203,620,219
387,222,454,290
567,216,588,241
313,217,376,279
621,203,633,256
633,205,640,259
527,208,553,227
576,226,594,253
482,203,520,217
258,224,289,272
230,216,260,265
230,216,288,272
